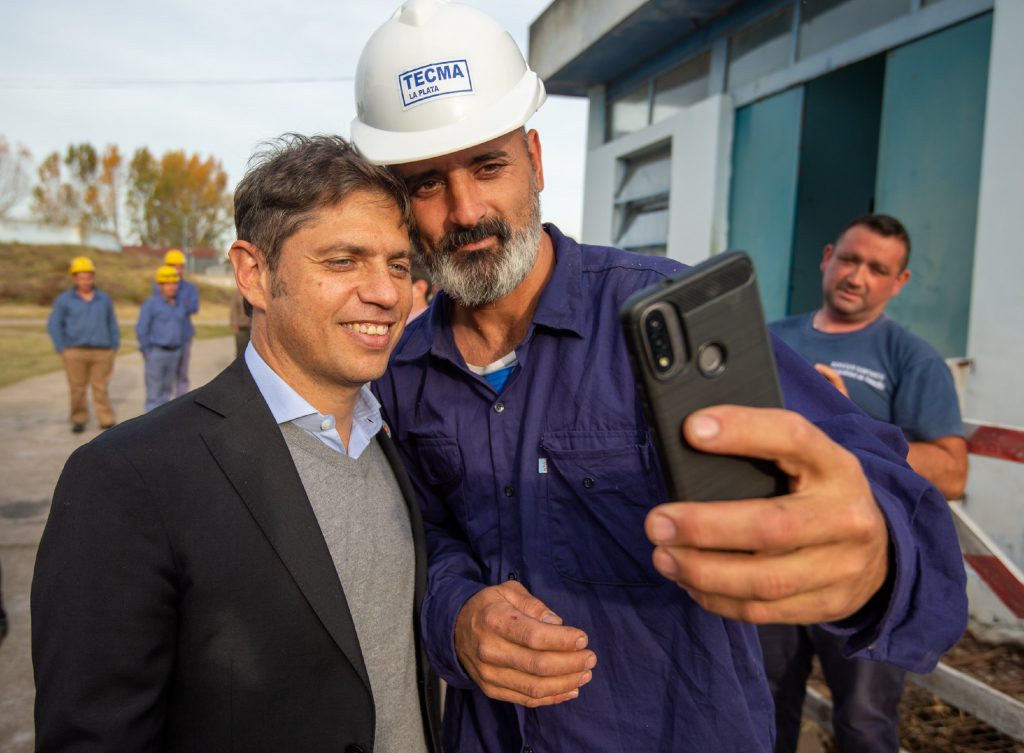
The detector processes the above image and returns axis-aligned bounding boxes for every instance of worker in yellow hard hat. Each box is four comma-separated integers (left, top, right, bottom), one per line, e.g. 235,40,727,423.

156,248,200,396
46,256,120,432
137,265,189,412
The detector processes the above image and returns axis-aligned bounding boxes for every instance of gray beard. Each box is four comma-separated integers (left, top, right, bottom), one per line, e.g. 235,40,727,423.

423,192,542,308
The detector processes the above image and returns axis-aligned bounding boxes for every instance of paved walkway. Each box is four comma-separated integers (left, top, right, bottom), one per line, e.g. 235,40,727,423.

0,337,236,752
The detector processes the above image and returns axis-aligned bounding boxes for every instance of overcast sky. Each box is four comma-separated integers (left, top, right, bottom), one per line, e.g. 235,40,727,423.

0,0,589,240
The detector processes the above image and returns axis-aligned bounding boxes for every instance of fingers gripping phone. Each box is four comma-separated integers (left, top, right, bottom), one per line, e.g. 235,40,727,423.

620,251,788,502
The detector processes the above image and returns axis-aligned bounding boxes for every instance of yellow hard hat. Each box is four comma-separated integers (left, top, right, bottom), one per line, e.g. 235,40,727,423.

155,265,181,284
164,249,186,266
68,256,96,275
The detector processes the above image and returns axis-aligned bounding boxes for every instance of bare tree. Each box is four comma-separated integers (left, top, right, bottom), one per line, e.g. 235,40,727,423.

0,136,33,220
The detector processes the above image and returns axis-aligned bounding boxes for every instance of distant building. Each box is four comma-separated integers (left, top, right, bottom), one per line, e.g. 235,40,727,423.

0,218,121,252
530,0,1023,638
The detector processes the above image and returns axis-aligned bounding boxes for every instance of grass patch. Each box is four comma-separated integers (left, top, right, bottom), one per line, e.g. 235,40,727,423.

0,325,63,388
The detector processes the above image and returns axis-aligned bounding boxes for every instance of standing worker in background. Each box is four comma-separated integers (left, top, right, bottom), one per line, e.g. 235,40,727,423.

353,3,966,751
160,248,199,395
136,265,189,412
47,256,119,433
760,213,968,753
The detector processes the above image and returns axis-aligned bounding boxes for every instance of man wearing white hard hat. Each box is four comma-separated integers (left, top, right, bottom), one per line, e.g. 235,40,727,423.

356,2,967,751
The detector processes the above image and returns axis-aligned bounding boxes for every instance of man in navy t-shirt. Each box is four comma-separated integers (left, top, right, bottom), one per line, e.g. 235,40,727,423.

762,213,967,753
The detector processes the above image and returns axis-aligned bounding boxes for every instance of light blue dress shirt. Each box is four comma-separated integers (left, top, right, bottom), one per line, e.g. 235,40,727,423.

244,343,382,459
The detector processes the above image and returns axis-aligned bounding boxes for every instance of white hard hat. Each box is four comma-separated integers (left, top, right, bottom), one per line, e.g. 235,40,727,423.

352,0,547,165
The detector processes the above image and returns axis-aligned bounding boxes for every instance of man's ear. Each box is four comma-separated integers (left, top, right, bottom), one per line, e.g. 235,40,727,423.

820,243,834,272
526,128,545,193
229,240,269,314
891,267,911,297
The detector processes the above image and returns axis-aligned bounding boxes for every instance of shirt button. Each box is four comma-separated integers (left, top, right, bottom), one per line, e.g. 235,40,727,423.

320,418,332,431
508,571,519,581
504,485,515,497
494,402,505,413
582,476,595,489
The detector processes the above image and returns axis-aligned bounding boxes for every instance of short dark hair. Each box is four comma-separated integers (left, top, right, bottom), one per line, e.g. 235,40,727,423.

837,213,912,269
234,133,414,272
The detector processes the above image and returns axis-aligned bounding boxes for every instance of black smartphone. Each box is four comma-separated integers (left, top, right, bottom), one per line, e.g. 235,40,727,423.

620,251,788,502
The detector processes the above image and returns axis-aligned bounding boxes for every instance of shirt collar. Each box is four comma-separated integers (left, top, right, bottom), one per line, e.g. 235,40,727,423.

244,343,382,457
531,223,585,336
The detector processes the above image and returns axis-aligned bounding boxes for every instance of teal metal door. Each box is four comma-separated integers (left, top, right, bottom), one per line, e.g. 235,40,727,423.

728,87,804,323
875,13,992,357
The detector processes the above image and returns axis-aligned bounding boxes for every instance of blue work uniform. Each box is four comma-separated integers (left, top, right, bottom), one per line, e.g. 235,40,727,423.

47,288,119,352
137,293,189,412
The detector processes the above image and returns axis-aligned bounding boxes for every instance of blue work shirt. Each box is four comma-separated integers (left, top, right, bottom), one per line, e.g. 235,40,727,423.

47,287,119,353
373,224,967,753
136,293,188,352
152,277,199,338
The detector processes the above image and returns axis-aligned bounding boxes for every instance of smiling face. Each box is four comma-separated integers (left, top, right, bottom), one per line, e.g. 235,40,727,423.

243,190,413,412
820,224,910,327
394,129,544,307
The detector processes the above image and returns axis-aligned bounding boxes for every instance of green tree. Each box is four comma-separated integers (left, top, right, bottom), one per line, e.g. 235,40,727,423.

0,136,33,219
127,148,232,249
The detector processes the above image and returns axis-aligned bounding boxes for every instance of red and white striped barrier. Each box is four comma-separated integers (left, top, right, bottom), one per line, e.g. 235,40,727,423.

965,420,1024,464
953,419,1024,618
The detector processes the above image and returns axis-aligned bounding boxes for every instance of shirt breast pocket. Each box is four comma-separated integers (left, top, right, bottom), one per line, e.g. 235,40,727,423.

542,430,664,586
410,435,464,494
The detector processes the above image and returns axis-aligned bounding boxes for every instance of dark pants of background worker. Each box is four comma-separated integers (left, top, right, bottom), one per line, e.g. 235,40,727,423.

759,623,906,753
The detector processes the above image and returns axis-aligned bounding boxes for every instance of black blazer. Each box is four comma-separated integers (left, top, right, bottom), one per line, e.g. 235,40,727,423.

32,357,442,753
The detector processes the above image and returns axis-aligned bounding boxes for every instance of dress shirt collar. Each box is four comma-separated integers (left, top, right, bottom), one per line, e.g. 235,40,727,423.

244,343,381,458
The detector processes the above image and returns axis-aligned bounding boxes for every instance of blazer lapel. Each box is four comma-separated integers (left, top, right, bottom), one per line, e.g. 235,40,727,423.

195,359,371,693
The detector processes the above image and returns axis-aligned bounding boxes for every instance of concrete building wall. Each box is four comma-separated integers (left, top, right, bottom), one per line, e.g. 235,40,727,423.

582,94,733,265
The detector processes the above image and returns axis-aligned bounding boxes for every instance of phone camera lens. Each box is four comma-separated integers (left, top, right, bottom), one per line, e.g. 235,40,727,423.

644,310,674,373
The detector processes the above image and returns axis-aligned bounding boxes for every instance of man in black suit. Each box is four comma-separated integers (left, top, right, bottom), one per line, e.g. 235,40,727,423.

32,134,441,753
